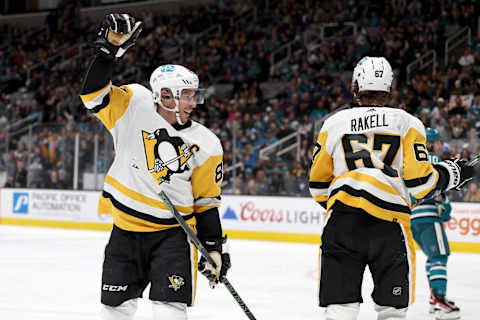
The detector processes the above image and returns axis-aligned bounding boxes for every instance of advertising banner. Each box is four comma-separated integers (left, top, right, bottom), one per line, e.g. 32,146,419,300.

0,188,112,225
444,202,480,242
219,195,324,234
1,188,480,250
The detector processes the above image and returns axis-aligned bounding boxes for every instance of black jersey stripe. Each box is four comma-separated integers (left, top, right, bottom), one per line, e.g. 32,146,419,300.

330,185,411,214
309,181,332,189
91,94,110,114
404,172,433,188
103,191,194,225
317,201,327,209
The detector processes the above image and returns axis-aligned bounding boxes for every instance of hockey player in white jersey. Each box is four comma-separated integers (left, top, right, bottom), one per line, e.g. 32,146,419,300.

309,56,473,320
79,14,230,320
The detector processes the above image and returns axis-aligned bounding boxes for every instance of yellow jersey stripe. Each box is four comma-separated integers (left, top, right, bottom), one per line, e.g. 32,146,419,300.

406,226,416,304
313,195,328,202
98,196,196,232
332,171,399,196
194,205,218,213
410,171,439,199
80,82,111,103
104,175,194,213
327,190,411,226
398,223,416,304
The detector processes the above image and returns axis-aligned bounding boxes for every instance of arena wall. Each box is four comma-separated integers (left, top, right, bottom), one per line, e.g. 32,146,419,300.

1,188,480,253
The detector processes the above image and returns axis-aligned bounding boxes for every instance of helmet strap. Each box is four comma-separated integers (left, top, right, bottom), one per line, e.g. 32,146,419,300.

157,99,185,125
174,99,185,125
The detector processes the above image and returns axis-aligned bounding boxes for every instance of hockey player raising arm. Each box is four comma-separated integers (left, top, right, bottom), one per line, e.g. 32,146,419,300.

308,56,473,320
79,13,230,320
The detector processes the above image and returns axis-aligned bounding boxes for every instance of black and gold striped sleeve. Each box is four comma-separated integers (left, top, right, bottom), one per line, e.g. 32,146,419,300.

80,84,133,130
402,118,447,199
79,55,133,130
309,131,334,208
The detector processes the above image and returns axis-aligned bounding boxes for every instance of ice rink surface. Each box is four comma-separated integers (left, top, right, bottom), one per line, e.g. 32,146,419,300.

1,225,479,320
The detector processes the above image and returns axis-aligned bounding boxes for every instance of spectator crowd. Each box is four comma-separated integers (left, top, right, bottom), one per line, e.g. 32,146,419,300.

1,0,480,201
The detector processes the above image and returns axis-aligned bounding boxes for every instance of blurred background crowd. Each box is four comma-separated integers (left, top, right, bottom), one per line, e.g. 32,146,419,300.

1,0,480,202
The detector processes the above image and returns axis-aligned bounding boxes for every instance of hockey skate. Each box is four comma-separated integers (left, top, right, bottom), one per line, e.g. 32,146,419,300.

430,290,460,320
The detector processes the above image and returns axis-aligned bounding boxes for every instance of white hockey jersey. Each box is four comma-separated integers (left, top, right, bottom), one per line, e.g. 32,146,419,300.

80,82,223,232
309,106,440,227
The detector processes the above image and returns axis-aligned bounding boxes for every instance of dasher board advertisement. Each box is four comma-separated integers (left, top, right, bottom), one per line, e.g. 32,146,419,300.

0,188,112,225
220,195,324,234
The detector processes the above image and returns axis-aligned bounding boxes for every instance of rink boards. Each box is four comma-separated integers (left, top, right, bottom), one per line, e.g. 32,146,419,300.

1,188,480,252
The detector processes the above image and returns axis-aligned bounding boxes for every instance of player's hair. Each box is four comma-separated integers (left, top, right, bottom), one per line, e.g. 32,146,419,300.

357,90,392,106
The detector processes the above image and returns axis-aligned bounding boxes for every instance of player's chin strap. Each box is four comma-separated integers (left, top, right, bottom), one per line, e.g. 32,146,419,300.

157,98,185,125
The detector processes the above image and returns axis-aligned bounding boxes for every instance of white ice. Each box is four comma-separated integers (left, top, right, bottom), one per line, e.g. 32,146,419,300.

0,225,479,320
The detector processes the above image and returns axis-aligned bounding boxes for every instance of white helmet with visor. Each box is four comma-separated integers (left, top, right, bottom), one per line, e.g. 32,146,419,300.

150,64,205,124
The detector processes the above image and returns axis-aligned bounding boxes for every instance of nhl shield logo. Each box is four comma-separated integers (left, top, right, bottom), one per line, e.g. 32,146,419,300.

168,275,185,292
142,128,199,184
392,286,402,296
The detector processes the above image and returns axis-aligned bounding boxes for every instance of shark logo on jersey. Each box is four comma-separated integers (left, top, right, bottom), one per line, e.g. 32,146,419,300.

142,129,199,184
168,275,185,291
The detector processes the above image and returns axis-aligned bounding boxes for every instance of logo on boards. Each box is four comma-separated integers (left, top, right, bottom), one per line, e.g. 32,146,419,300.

13,192,29,214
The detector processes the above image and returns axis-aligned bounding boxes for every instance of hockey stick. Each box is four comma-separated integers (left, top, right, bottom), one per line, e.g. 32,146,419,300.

132,158,257,320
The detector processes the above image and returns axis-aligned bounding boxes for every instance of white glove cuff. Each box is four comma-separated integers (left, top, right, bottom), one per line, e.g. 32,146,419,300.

436,160,460,191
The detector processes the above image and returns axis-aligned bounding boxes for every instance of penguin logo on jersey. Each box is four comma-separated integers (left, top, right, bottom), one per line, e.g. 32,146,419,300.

142,128,199,184
168,275,185,291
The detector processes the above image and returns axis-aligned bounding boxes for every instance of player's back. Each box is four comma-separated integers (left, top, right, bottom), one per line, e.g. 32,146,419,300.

310,105,436,226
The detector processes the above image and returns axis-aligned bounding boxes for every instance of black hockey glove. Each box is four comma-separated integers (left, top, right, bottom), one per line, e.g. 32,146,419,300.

435,158,474,191
198,235,231,289
95,13,142,58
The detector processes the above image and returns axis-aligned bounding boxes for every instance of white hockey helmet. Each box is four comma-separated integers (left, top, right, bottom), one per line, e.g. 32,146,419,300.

352,56,393,94
150,64,205,124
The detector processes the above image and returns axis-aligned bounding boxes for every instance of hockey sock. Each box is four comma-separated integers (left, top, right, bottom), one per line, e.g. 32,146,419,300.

374,304,407,320
152,301,187,320
428,262,447,296
100,299,138,320
325,303,360,320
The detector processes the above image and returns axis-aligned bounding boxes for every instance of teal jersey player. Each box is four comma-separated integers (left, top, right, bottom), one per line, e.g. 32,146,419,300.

411,128,459,319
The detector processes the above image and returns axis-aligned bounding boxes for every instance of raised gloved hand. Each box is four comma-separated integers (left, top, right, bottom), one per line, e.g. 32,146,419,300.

435,158,474,191
95,13,142,58
198,235,231,289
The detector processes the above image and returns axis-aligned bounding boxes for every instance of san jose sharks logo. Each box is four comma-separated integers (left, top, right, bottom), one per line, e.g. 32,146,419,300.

142,128,199,184
168,275,185,291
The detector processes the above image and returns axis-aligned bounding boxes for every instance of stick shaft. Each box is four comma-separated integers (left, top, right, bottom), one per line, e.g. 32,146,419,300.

159,191,257,320
133,158,257,320
158,191,216,267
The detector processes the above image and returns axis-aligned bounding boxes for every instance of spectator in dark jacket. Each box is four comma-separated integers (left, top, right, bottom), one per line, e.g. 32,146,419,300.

14,160,27,188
